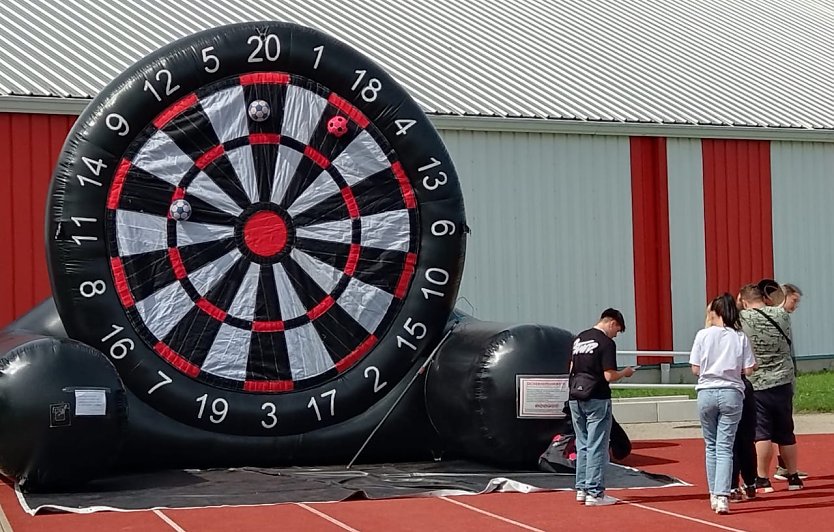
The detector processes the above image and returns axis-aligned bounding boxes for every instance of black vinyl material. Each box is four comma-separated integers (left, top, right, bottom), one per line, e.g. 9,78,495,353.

425,317,575,467
0,333,127,492
18,460,683,515
46,22,465,448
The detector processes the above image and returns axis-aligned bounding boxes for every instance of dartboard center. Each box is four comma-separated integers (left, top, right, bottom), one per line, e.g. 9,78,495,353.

243,210,288,257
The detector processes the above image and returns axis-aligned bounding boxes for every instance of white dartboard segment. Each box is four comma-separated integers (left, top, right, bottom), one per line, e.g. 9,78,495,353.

132,129,194,186
201,85,249,143
186,170,244,216
337,277,394,333
286,169,340,217
134,279,195,341
201,323,252,380
225,145,260,203
281,85,328,145
332,130,391,186
115,210,169,256
270,145,305,204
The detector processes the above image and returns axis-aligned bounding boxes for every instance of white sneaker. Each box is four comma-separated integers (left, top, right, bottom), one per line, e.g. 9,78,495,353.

585,494,619,506
714,495,729,515
710,494,718,510
576,490,587,503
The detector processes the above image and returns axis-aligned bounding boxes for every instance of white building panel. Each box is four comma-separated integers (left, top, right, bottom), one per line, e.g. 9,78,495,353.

771,141,834,356
440,129,637,349
666,138,707,351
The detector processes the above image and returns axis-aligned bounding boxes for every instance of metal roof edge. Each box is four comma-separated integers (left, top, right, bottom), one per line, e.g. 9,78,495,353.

0,95,89,115
430,115,834,142
4,96,834,143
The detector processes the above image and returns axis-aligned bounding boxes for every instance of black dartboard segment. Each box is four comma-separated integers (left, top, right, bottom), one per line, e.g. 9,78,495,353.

47,22,466,437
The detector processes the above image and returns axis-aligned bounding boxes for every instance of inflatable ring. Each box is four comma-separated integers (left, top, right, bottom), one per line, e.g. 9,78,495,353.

47,22,466,437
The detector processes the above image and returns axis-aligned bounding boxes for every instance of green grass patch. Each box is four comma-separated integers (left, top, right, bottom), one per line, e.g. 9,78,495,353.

612,388,696,400
612,370,834,413
794,370,834,413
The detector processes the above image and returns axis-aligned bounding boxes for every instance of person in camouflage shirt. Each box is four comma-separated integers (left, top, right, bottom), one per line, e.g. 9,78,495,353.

738,284,803,492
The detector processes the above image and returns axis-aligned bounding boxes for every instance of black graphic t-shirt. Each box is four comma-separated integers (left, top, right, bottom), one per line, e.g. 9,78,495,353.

569,327,618,400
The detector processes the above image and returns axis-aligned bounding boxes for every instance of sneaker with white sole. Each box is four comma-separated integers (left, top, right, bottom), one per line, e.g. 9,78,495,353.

585,494,619,506
775,466,809,481
710,494,718,510
714,495,730,514
755,476,774,493
787,473,804,490
576,490,587,503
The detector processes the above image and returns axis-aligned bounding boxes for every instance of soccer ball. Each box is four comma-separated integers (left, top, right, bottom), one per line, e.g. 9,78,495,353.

327,115,349,137
169,199,192,221
248,100,271,122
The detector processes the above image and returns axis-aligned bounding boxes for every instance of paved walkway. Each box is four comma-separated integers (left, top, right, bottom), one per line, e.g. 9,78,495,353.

622,412,834,440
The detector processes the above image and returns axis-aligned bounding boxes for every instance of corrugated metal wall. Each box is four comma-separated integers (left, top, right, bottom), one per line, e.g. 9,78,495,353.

667,138,707,351
2,114,831,358
439,129,638,349
630,137,673,363
702,139,774,296
771,141,834,356
0,113,76,328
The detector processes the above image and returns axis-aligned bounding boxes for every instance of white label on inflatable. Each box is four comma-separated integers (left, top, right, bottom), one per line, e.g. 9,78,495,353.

225,144,259,203
201,85,248,143
74,389,107,416
331,130,390,186
337,277,393,333
516,375,569,419
281,85,328,145
286,169,339,216
270,144,304,204
132,129,194,187
360,209,410,251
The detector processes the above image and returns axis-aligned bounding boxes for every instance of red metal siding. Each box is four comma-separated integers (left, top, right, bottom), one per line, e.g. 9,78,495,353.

702,139,773,298
630,137,673,364
0,113,77,328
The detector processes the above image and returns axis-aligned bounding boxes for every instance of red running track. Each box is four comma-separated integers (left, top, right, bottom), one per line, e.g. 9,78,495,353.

2,434,831,531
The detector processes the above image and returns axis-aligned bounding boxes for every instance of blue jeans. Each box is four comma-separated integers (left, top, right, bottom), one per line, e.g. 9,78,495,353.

569,398,612,497
697,388,744,496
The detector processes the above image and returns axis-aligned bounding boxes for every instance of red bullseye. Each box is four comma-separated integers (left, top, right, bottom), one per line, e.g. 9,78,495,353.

243,211,288,257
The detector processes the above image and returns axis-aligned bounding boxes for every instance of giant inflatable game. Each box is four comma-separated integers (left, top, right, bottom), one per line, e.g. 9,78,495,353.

0,22,594,493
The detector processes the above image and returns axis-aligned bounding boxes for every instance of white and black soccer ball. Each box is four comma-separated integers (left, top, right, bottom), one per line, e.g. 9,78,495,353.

169,199,192,221
248,100,271,122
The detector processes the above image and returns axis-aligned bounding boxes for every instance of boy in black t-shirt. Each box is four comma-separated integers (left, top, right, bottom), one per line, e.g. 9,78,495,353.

569,308,636,506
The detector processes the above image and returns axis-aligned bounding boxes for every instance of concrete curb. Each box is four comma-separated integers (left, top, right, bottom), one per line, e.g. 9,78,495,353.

613,399,699,423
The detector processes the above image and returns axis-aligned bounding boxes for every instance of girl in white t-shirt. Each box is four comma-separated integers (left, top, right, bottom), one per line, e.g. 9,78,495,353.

690,293,757,515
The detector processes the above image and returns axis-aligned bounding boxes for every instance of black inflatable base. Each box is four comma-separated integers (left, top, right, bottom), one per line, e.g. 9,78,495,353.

17,461,684,515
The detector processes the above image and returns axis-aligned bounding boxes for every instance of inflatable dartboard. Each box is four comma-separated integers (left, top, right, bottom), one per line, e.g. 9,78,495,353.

47,22,466,439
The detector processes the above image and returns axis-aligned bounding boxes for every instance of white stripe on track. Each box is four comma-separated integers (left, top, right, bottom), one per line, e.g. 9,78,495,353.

153,509,187,532
296,503,360,532
626,502,749,532
439,497,545,532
